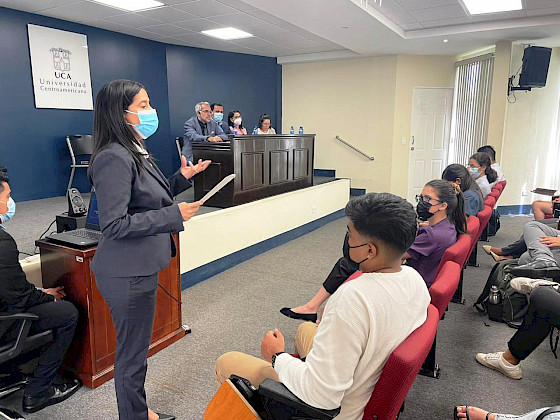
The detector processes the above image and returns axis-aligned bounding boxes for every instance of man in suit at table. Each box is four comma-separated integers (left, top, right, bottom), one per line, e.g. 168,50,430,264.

183,101,229,164
0,171,81,414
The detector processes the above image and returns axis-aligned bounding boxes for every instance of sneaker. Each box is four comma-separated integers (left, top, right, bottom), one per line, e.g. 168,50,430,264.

475,351,522,379
510,277,559,294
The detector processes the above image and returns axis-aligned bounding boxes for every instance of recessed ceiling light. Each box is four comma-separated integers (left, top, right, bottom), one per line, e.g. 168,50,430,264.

462,0,522,15
201,28,253,40
443,39,448,43
91,0,165,12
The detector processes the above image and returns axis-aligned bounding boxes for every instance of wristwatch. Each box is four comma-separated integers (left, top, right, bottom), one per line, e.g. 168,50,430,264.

271,351,286,368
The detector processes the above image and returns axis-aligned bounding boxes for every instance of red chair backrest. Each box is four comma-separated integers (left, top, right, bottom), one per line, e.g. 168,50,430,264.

489,189,500,199
429,261,462,319
363,304,439,420
493,182,504,193
484,195,496,208
435,233,471,277
467,215,480,250
475,205,493,241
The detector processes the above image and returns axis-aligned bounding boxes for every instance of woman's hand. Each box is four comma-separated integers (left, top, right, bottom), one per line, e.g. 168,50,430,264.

44,286,66,301
178,201,202,221
180,156,211,179
539,235,560,248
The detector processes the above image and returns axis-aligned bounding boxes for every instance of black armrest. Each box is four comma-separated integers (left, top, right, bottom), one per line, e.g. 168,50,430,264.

0,313,39,322
258,378,341,420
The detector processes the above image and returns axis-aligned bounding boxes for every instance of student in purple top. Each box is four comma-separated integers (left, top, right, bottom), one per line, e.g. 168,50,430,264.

280,180,467,322
403,179,467,287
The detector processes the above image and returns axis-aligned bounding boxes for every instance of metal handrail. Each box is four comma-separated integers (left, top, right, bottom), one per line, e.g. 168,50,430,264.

335,136,374,161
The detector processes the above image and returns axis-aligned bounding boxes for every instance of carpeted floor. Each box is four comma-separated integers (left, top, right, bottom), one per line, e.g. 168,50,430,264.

2,199,559,419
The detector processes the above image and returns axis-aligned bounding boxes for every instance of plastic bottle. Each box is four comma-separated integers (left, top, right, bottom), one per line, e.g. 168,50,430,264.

299,126,304,135
290,126,294,134
252,126,258,135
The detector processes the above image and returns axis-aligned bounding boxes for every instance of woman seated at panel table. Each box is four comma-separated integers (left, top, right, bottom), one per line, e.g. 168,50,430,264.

227,110,247,135
257,114,276,135
280,180,467,323
468,152,498,198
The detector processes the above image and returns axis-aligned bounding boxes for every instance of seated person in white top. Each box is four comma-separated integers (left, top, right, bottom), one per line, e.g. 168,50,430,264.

477,145,506,187
214,193,430,420
468,152,498,198
256,114,276,135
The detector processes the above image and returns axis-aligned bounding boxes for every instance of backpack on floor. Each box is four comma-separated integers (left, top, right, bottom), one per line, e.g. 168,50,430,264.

487,209,501,237
474,258,530,328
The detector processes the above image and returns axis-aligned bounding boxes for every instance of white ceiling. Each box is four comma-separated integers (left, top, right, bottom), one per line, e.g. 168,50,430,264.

2,0,560,62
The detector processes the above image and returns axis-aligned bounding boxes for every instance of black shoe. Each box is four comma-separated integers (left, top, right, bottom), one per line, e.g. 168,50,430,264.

280,307,317,323
157,414,176,420
0,408,25,420
22,379,82,414
509,259,560,279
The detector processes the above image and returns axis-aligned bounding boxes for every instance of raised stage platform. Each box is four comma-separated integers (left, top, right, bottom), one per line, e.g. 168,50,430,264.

178,178,350,289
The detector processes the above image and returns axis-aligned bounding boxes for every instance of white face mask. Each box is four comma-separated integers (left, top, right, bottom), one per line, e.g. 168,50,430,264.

233,117,242,126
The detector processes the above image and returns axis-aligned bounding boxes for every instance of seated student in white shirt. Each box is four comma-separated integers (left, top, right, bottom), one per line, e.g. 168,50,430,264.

468,152,498,198
477,145,506,188
214,193,430,420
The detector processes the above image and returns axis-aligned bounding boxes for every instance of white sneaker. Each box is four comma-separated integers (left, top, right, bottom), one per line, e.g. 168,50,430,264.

510,277,559,294
475,351,522,379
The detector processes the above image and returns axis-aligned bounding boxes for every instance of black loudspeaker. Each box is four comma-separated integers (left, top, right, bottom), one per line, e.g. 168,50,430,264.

519,46,552,88
67,188,87,216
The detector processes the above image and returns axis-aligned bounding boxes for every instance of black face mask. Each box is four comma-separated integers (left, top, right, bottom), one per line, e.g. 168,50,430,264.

343,232,369,268
416,200,433,221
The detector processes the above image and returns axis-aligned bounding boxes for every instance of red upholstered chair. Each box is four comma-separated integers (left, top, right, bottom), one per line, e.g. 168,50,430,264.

489,189,500,200
435,233,472,279
467,205,493,267
484,195,496,208
362,304,439,420
429,261,462,319
493,182,504,193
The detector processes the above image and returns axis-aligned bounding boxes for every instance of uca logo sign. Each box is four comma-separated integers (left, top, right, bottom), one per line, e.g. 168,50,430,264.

50,47,72,78
28,24,93,109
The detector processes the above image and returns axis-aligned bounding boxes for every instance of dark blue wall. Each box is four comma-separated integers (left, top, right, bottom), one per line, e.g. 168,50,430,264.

166,45,281,169
0,6,281,202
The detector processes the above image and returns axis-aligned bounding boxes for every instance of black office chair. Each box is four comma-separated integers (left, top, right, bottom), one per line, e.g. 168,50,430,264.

66,135,94,191
0,313,54,420
175,136,184,161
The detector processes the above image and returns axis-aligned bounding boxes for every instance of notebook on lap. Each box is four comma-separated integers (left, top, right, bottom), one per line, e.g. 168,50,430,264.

47,190,102,248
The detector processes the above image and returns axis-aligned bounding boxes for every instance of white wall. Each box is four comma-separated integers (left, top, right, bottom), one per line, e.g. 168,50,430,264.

282,55,456,196
500,46,560,206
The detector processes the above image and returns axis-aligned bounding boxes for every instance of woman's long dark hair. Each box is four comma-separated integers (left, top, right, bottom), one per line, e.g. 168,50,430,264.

90,79,148,174
426,179,467,238
470,152,497,184
442,163,483,206
228,110,244,129
258,114,271,130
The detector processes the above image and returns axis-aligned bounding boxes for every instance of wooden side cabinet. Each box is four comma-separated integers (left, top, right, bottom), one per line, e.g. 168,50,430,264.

36,234,185,388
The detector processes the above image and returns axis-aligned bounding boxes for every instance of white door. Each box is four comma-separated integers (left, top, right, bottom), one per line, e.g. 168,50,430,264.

407,87,454,203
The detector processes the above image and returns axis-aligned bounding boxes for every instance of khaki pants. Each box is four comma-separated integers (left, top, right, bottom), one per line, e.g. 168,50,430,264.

215,322,318,387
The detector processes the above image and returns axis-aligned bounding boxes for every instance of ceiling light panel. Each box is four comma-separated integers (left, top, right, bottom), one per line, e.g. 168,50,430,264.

201,27,253,40
91,0,165,12
461,0,522,15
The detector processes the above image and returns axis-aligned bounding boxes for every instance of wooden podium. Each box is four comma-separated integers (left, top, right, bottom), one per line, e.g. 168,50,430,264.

193,134,315,207
35,234,185,389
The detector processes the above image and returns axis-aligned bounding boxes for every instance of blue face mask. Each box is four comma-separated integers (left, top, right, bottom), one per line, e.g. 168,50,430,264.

213,112,223,122
469,166,479,177
126,109,159,139
0,197,15,224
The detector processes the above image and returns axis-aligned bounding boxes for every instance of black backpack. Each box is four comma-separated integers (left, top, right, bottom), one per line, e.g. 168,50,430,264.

487,209,501,236
474,259,530,327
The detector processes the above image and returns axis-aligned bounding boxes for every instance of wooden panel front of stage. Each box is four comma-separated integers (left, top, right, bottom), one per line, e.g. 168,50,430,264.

193,134,315,207
36,234,184,389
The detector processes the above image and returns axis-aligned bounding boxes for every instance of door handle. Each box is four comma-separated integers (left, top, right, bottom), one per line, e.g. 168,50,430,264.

411,136,415,145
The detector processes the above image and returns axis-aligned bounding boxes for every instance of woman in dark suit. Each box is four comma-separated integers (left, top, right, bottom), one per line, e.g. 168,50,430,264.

89,80,209,420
